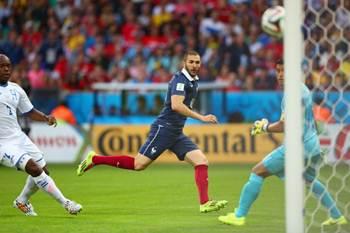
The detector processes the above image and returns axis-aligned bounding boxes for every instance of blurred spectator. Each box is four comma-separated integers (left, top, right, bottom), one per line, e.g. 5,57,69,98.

128,54,148,83
55,0,71,23
151,65,171,83
27,59,47,89
150,94,164,115
93,104,103,116
169,43,184,73
11,67,31,94
200,10,227,39
108,105,119,116
134,96,149,115
51,100,77,125
0,31,25,65
86,64,111,88
339,56,350,78
152,0,174,27
216,64,234,83
332,72,347,91
39,31,64,70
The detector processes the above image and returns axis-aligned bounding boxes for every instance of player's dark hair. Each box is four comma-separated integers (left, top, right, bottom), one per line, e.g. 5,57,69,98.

183,50,200,61
276,59,284,65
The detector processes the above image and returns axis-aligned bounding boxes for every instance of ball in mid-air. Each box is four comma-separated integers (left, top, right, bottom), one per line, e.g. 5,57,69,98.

261,6,285,38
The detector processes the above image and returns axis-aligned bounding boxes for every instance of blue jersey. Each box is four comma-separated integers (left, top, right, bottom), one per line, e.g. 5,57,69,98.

301,84,318,142
153,68,199,131
280,83,320,157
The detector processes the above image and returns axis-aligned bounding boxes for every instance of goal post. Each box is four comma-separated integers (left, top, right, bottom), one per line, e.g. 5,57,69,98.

284,1,304,233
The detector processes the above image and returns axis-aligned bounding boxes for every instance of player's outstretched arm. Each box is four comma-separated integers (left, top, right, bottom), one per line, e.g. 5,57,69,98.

26,108,57,127
266,120,284,133
171,95,217,123
251,118,284,135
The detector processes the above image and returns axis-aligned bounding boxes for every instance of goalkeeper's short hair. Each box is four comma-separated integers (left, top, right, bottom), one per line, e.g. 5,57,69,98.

276,59,284,65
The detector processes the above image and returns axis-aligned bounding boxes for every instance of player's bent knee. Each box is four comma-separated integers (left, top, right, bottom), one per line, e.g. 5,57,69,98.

134,160,149,171
134,163,147,171
134,153,152,171
43,166,50,175
16,154,33,171
252,163,270,178
202,157,209,165
196,158,208,166
24,159,43,177
185,150,209,166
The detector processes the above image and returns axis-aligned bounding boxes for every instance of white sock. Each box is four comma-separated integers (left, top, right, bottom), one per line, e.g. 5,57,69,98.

32,172,67,206
17,176,39,203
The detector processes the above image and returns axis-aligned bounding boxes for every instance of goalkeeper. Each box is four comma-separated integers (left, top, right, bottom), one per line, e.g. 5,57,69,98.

218,59,347,227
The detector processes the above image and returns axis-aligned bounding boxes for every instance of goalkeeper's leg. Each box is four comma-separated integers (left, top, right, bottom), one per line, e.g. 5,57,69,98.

304,162,346,225
219,148,284,226
236,148,284,218
309,179,342,219
218,165,266,226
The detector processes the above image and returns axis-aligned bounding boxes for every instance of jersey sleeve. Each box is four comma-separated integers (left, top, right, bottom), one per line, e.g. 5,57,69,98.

170,76,186,96
17,86,34,114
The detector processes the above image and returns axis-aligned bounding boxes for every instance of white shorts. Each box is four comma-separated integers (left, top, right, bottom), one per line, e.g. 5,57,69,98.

0,134,46,170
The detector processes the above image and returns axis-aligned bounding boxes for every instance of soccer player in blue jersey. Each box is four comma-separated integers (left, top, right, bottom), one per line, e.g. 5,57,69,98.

77,50,228,213
218,59,347,226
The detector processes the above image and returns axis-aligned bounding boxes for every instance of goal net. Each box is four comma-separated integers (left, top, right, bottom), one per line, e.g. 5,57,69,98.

303,1,350,233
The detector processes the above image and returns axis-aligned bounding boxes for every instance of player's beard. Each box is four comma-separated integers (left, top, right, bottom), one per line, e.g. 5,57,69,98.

0,73,10,85
184,65,198,77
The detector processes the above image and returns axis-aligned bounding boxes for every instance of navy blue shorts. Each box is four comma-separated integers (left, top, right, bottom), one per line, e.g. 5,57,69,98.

139,123,198,161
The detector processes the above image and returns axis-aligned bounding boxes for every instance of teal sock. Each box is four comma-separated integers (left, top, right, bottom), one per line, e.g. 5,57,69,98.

311,179,342,219
235,173,264,217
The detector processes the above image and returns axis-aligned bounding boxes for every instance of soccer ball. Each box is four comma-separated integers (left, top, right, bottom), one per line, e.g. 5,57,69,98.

261,6,285,38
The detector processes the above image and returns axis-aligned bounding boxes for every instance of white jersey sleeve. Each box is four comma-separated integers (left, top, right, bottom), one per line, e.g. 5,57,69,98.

17,84,33,114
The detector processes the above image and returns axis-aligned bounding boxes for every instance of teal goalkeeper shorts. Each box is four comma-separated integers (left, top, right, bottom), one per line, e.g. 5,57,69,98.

262,142,321,181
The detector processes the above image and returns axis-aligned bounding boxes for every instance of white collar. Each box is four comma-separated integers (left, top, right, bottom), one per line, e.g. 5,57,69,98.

181,68,199,81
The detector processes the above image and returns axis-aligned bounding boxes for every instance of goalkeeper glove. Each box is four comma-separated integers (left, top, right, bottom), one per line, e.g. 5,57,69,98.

251,118,269,135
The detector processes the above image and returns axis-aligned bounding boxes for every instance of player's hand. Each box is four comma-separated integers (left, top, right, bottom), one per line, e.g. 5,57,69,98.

251,118,269,135
46,115,57,127
201,114,218,124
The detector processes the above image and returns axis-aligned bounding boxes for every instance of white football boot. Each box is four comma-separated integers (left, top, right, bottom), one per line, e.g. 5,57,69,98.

13,199,38,216
64,200,82,215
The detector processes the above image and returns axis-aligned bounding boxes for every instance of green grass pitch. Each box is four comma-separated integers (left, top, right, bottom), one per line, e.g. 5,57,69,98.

0,164,348,233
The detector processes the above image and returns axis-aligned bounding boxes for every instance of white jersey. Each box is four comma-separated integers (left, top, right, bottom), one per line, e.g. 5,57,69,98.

0,81,33,141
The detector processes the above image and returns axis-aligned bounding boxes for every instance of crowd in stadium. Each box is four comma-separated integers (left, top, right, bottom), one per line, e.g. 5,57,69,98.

1,0,283,92
0,0,349,93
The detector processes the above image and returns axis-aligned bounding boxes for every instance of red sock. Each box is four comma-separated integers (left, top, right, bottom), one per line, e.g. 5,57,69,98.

92,155,135,170
195,165,209,204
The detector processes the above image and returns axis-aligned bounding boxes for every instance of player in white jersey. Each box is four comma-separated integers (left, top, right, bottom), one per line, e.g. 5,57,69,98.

0,54,82,216
218,59,347,226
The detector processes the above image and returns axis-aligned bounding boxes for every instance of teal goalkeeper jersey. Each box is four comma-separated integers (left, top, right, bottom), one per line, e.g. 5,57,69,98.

280,84,320,157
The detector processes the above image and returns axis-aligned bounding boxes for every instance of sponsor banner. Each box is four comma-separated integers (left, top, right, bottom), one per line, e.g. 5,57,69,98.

319,124,350,164
91,124,284,163
31,122,84,163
